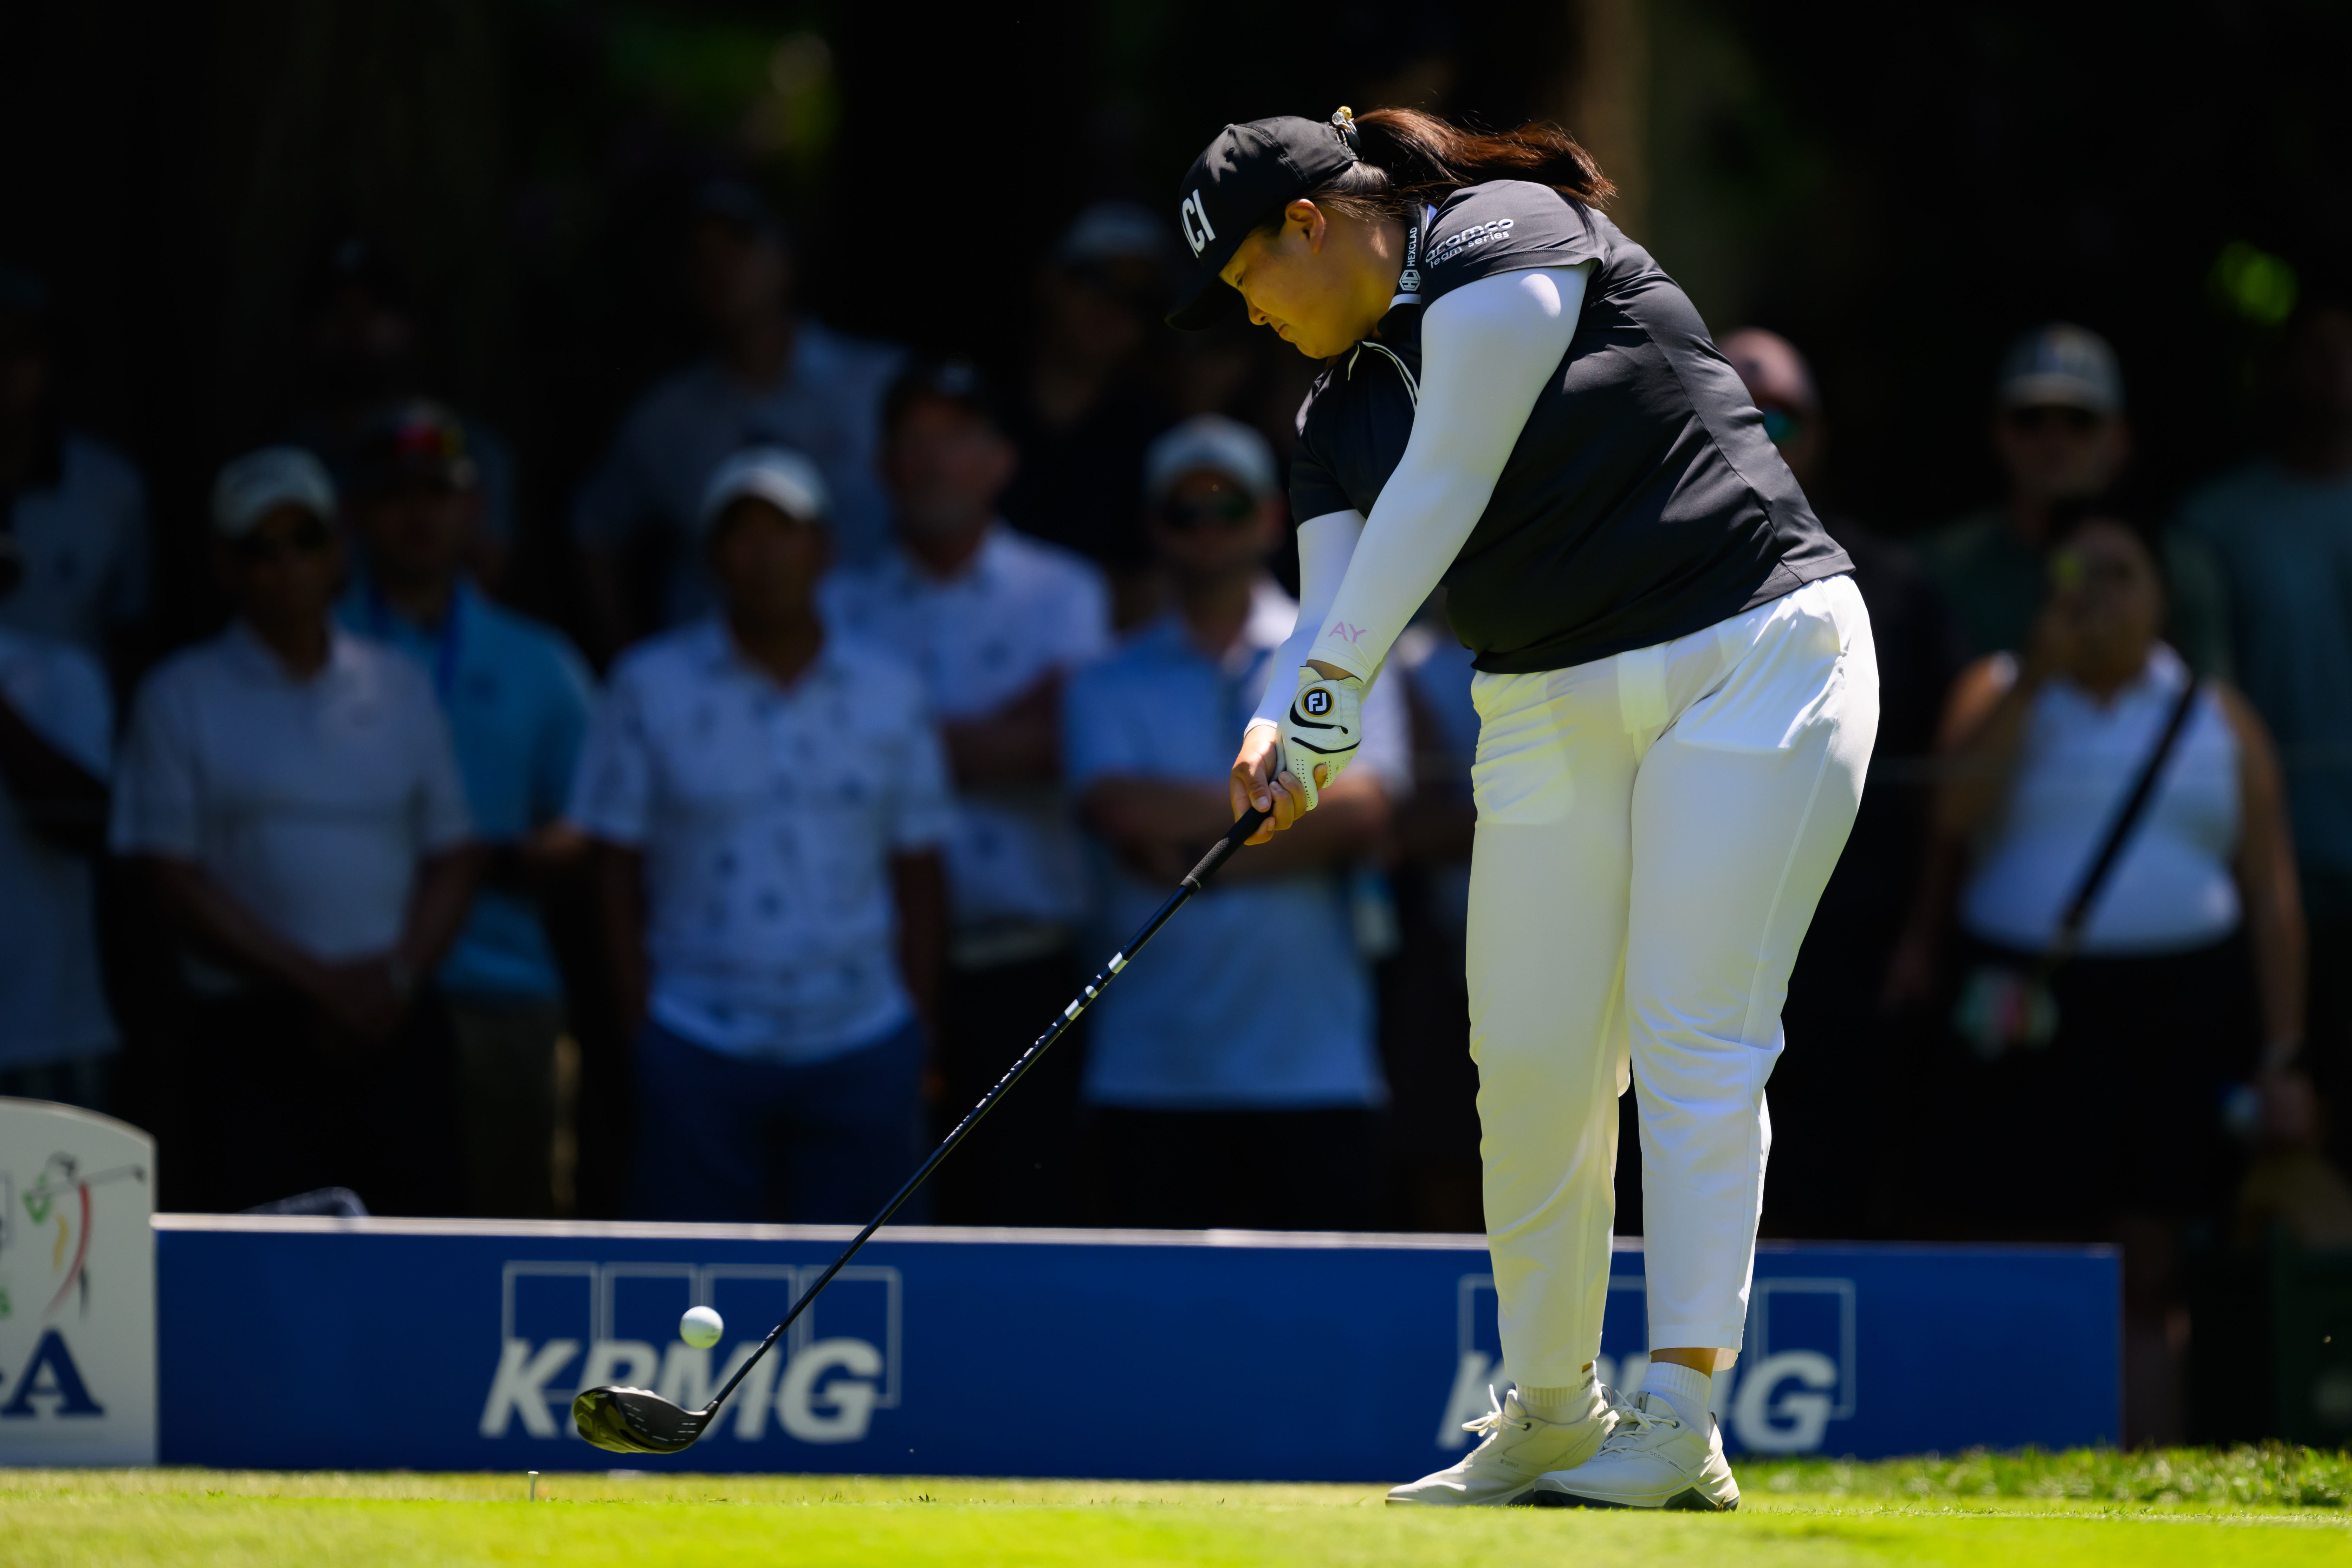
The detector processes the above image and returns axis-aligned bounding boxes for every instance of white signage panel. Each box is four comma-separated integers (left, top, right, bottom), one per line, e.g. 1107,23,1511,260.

0,1098,156,1464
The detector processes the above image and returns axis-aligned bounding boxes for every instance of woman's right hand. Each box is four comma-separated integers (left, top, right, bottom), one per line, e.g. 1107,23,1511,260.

1229,721,1319,845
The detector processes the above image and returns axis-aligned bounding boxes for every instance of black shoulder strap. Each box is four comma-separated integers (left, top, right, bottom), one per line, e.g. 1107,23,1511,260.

2048,672,2206,962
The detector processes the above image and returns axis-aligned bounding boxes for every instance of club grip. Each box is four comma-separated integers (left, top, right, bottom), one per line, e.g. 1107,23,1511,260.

1185,806,1271,888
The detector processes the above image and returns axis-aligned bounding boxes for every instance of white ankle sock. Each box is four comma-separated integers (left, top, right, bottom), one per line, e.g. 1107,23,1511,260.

1516,1378,1594,1423
1641,1361,1713,1430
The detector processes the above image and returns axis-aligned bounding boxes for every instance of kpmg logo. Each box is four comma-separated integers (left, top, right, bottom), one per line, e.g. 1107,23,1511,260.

478,1261,900,1445
1436,1272,1857,1455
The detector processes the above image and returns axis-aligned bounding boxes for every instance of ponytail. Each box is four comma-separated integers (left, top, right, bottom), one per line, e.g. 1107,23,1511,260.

1259,107,1614,235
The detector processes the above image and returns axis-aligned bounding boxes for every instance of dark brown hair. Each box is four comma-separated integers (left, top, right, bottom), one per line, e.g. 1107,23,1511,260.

2046,496,2170,594
1257,107,1614,236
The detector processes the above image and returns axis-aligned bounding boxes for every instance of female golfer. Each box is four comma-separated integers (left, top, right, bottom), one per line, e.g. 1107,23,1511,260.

1166,108,1877,1509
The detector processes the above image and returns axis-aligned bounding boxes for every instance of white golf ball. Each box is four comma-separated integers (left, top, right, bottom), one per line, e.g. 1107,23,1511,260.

679,1305,724,1349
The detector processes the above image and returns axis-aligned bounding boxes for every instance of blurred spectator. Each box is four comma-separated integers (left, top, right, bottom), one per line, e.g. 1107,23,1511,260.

0,264,150,664
0,599,116,1110
997,202,1179,626
2235,1068,2352,1251
1721,327,1964,1237
112,448,482,1214
1378,600,1481,1230
1067,415,1404,1230
1930,506,2301,1442
570,448,949,1223
2179,295,2352,1170
288,235,520,587
573,179,903,659
338,401,597,1218
822,363,1110,1224
1918,323,2228,670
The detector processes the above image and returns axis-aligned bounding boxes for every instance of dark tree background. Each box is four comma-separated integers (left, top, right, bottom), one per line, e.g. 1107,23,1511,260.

1,0,2345,653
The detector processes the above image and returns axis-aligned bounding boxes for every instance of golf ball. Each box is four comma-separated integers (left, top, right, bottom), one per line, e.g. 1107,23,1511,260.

679,1305,724,1349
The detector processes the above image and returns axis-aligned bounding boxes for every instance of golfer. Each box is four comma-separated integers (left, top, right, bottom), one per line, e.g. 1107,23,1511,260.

1167,108,1877,1510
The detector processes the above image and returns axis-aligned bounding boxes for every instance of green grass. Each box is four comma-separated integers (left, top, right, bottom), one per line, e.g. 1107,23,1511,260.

5,1451,2352,1566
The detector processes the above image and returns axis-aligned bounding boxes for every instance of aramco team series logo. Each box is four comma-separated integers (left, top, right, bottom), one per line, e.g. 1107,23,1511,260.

479,1261,897,1445
1439,1272,1857,1456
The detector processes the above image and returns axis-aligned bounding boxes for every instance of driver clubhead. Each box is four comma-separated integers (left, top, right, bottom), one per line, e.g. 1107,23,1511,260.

572,1385,712,1454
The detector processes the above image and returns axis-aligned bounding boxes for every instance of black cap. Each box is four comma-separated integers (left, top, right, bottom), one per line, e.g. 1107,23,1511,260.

353,399,477,494
1166,113,1361,331
883,359,1008,438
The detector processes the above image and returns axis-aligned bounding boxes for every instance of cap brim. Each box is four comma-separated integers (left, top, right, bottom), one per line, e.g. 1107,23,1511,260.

1166,272,1244,331
1999,374,2118,415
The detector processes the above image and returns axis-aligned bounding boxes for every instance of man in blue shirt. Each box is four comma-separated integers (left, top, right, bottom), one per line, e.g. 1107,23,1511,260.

341,402,597,1217
1066,416,1405,1229
2179,296,2352,1161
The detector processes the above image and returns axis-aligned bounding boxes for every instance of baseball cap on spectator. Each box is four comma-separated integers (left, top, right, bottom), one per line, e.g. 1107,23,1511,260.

698,446,831,537
1055,200,1175,270
1051,200,1173,311
882,359,1009,439
352,399,478,494
1145,414,1279,504
1997,323,2124,415
212,446,338,537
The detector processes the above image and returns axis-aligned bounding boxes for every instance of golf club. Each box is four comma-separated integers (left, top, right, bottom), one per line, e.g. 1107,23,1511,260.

574,802,1275,1454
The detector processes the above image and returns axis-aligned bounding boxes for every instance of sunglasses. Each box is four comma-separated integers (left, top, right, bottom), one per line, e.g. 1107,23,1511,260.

2005,404,2100,436
1162,492,1257,531
232,518,334,564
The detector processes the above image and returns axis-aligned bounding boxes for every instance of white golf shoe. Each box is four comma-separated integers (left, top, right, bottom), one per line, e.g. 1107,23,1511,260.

1385,1384,1614,1507
1516,1389,1740,1511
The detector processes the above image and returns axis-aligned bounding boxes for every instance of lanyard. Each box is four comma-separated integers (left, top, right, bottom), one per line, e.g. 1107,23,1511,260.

366,578,465,703
1388,203,1436,311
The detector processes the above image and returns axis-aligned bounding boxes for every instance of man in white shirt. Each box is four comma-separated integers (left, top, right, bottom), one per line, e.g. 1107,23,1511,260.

571,180,904,659
823,362,1111,1224
570,448,951,1223
112,447,483,1214
1067,416,1404,1229
0,616,116,1110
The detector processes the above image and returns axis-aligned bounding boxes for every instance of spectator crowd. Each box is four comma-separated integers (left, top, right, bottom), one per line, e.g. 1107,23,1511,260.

6,180,2352,1436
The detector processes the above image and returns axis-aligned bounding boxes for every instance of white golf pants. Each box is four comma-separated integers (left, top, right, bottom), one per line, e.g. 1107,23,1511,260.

1466,574,1877,1388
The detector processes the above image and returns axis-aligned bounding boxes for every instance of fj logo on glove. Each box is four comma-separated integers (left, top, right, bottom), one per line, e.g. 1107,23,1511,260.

1303,688,1332,717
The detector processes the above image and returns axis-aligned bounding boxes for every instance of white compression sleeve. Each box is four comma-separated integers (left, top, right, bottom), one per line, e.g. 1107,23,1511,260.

1249,507,1365,732
1303,263,1592,682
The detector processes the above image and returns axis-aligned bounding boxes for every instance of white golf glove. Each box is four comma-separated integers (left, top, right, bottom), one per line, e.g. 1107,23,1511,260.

1277,666,1365,812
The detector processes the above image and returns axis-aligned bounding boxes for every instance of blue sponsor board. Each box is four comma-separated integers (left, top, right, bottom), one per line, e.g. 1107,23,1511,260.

155,1219,2116,1477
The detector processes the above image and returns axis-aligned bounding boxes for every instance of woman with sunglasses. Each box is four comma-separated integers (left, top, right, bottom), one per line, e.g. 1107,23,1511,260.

1164,108,1877,1510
